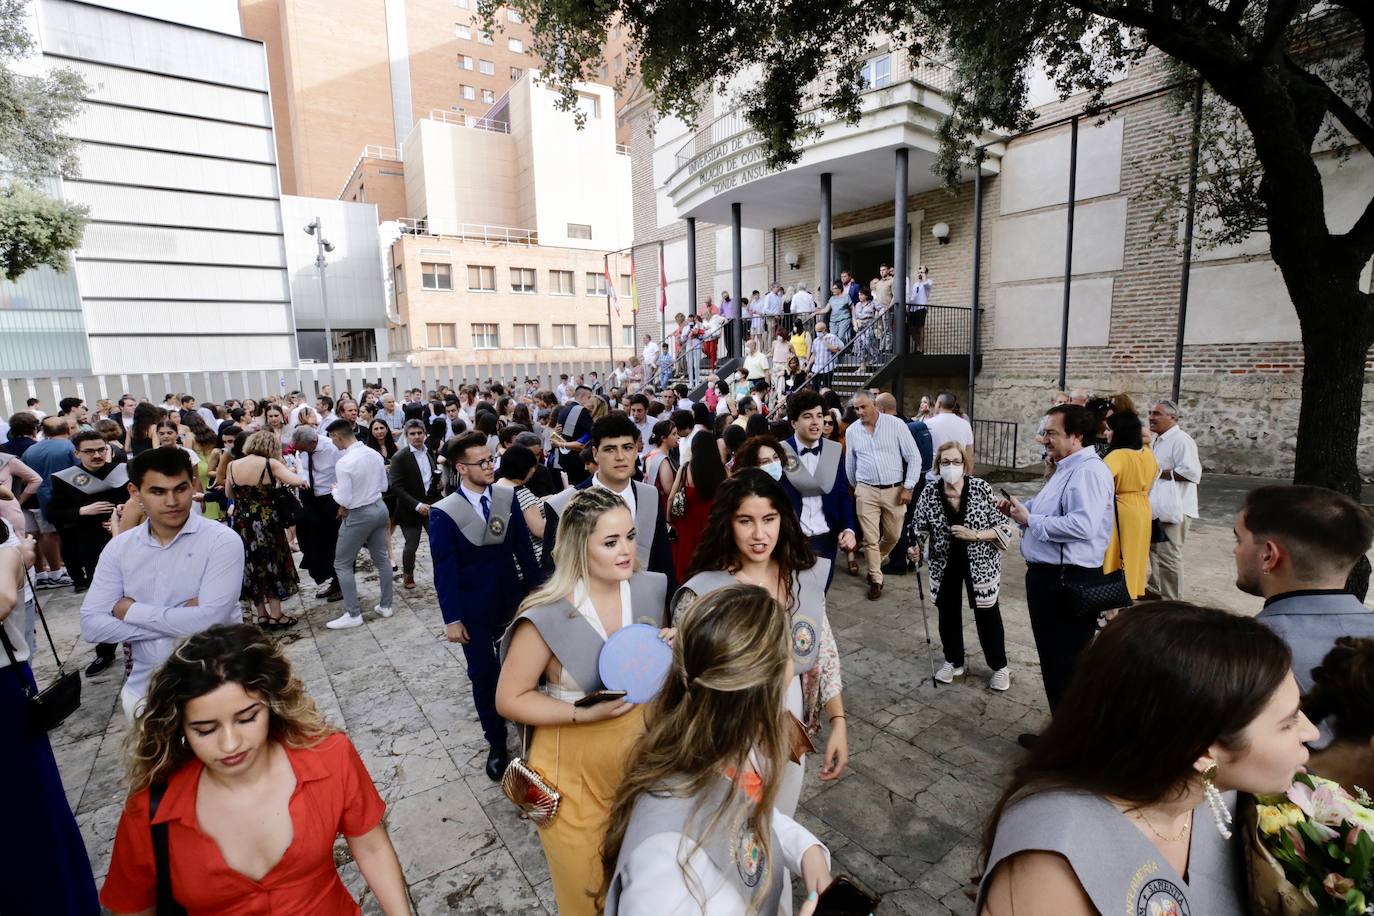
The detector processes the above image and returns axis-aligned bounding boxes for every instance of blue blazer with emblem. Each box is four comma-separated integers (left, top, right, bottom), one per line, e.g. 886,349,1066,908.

780,436,858,537
429,493,544,627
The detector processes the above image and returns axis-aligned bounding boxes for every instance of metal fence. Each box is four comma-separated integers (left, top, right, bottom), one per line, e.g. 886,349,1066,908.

972,418,1020,471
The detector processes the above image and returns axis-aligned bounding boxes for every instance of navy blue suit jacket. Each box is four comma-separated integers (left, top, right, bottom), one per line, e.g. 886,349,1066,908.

542,477,678,597
429,496,544,628
781,437,858,536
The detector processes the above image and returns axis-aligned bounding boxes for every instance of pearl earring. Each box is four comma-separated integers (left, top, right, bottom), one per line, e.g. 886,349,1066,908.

1203,764,1232,839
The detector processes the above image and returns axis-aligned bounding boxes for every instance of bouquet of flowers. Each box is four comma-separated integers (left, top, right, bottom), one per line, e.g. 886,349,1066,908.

1245,774,1374,915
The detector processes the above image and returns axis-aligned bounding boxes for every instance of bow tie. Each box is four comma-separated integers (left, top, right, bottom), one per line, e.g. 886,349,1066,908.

799,445,822,456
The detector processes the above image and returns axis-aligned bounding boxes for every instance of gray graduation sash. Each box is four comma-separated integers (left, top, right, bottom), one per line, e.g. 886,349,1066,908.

780,439,841,498
557,404,584,455
52,463,129,494
605,779,783,916
676,563,831,674
433,485,515,546
546,482,660,571
980,789,1245,916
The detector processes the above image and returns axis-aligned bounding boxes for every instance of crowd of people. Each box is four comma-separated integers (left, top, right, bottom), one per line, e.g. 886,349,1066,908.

0,364,1371,915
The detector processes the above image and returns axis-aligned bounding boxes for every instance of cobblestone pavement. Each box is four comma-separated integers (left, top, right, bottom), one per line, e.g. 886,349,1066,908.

37,474,1369,914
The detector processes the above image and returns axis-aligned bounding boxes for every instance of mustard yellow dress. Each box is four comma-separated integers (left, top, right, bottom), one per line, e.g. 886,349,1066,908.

1103,446,1159,598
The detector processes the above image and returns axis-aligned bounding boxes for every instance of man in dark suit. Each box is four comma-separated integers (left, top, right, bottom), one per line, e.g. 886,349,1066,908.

552,385,595,485
389,419,442,590
542,415,676,604
431,432,543,780
778,390,857,591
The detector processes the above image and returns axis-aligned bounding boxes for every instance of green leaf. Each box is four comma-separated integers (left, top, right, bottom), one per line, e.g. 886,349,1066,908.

0,183,88,281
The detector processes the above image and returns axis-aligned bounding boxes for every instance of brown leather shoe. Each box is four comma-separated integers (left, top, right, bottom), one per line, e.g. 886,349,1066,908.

847,557,860,576
867,580,882,600
403,575,415,589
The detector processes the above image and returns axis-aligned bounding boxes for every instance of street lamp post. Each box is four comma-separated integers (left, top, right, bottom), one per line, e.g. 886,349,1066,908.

305,217,336,395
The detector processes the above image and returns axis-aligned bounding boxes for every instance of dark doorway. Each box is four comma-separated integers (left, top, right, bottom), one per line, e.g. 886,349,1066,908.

833,226,905,293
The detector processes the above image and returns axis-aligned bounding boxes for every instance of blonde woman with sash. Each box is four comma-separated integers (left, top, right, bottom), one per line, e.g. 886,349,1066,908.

674,470,848,839
496,487,668,915
600,584,832,915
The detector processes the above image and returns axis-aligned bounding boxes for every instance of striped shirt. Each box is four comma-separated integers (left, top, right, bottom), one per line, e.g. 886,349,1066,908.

844,413,920,489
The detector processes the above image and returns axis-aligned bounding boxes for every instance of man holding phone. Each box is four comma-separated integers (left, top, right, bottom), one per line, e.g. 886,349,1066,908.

908,266,932,353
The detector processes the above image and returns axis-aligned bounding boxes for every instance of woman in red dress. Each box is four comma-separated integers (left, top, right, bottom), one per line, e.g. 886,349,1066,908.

667,430,727,581
101,624,408,916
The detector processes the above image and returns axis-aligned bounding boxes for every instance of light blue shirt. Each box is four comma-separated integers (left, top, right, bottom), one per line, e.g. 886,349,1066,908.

1018,447,1115,567
79,512,246,702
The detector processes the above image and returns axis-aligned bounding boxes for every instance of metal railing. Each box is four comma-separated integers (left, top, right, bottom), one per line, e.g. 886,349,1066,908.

795,303,978,391
972,419,1020,471
614,144,630,156
396,217,538,246
427,110,511,133
362,145,402,161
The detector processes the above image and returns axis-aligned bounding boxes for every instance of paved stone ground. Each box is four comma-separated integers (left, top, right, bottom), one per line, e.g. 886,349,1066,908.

34,474,1371,914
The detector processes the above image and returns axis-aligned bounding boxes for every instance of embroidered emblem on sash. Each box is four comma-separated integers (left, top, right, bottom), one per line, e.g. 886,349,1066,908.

733,822,766,888
488,516,505,537
791,619,816,658
1136,878,1189,916
784,454,800,473
73,473,91,487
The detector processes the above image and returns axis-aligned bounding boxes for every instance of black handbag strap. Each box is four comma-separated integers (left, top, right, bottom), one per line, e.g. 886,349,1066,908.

23,569,65,672
148,782,184,915
1055,466,1126,577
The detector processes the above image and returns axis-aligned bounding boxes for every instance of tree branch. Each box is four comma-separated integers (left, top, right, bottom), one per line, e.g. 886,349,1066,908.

1255,0,1301,63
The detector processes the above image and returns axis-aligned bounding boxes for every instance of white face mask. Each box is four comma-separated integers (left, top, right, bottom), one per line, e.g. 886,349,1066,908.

940,464,964,486
762,460,783,481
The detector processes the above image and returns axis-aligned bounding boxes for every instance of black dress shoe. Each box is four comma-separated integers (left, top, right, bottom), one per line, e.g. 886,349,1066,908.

1016,733,1041,750
316,582,340,599
73,583,89,594
84,655,115,678
485,745,509,782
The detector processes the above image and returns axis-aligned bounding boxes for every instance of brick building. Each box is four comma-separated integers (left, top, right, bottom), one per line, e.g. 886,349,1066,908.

624,48,1374,478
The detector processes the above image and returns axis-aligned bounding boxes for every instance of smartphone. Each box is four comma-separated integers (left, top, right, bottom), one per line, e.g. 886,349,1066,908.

573,690,628,708
814,875,882,915
999,488,1014,502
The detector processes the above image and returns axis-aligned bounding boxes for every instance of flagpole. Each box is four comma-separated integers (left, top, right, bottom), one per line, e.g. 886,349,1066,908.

659,240,666,344
605,252,614,373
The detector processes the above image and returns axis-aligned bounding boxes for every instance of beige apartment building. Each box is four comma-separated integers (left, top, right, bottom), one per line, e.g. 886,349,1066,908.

239,0,638,200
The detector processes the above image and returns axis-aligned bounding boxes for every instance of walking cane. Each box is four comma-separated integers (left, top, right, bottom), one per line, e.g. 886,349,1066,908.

913,551,939,688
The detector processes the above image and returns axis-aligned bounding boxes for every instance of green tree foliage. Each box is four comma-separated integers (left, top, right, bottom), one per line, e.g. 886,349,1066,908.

0,0,88,280
500,0,1373,495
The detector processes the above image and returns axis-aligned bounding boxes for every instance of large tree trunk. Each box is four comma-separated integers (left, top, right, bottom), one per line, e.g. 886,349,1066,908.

1291,296,1372,499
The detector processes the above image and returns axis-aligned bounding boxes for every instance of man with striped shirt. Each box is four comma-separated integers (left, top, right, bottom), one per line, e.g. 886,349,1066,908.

845,391,920,599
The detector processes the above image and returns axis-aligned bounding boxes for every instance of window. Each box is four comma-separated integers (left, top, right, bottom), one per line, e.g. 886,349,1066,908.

575,93,600,119
462,84,475,101
506,8,522,22
513,323,539,347
586,272,607,296
454,0,468,7
618,274,632,296
454,23,470,38
472,323,499,348
567,222,592,240
600,64,609,80
467,265,495,291
550,269,574,295
621,325,635,346
425,323,457,347
590,324,611,346
481,89,496,104
478,29,494,45
613,53,622,71
393,264,404,293
508,37,523,53
421,262,453,290
552,324,577,347
510,267,536,293
458,54,473,70
510,66,523,80
613,24,620,38
860,54,892,89
479,58,494,75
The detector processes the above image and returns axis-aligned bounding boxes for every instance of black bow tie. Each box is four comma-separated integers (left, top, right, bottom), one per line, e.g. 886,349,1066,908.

799,445,822,456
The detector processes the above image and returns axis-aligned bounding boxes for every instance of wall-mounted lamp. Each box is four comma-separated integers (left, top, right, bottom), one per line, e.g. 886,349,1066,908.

784,250,799,270
931,222,951,245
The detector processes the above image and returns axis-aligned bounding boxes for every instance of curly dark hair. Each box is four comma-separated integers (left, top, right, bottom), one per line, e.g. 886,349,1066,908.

732,435,785,471
685,469,815,605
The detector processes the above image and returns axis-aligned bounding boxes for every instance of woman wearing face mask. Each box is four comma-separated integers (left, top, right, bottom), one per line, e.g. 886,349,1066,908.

730,435,786,482
497,488,669,915
100,624,409,915
676,471,848,833
908,441,1014,691
978,603,1318,915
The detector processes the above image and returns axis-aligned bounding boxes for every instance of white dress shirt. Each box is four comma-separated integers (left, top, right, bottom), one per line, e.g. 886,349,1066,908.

459,482,492,517
332,441,387,509
591,474,636,518
844,413,920,489
1149,425,1201,519
303,437,341,497
791,289,816,315
794,437,830,537
643,342,659,367
79,513,245,703
409,445,433,502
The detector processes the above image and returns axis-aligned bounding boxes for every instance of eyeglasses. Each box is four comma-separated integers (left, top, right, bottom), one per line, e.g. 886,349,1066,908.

458,458,495,469
938,459,964,468
78,448,108,457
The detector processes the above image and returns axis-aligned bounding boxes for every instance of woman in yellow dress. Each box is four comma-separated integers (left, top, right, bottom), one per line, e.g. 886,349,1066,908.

1102,410,1158,598
496,488,669,915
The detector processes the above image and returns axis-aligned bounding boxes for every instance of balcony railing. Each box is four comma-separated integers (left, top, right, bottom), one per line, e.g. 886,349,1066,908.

426,110,511,133
362,145,402,161
614,144,630,156
396,217,538,247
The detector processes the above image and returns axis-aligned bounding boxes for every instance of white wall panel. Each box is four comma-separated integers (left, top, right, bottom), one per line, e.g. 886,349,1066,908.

83,301,294,334
38,0,269,92
989,198,1127,283
79,225,286,267
64,60,271,126
1184,261,1301,344
69,105,276,163
991,278,1114,349
66,183,283,232
77,146,278,198
88,335,294,374
76,262,290,301
999,118,1123,215
714,227,767,272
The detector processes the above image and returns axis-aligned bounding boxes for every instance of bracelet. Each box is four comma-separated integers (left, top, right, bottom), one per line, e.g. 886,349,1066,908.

571,705,578,724
829,714,846,722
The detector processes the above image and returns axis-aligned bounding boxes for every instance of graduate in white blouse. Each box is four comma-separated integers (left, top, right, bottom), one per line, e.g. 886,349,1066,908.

600,583,832,916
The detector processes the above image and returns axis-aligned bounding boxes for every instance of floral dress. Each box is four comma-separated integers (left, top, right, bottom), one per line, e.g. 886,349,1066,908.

231,462,300,603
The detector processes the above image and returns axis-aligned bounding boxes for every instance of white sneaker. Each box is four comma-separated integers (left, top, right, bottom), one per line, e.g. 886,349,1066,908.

50,571,74,587
34,572,56,590
325,612,364,630
376,605,393,619
988,668,1011,691
935,662,965,684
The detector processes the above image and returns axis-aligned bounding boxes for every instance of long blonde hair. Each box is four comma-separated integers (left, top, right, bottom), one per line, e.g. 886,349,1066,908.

598,584,792,911
124,624,335,791
519,487,633,614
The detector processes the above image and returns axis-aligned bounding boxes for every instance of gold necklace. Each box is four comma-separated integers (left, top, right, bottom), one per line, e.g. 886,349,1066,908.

1134,809,1191,843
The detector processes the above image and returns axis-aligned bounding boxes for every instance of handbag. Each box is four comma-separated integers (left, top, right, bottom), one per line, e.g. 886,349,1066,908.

501,727,561,827
667,463,688,519
265,460,305,525
1150,518,1169,544
148,782,188,916
1149,467,1184,525
1057,472,1133,621
0,571,81,735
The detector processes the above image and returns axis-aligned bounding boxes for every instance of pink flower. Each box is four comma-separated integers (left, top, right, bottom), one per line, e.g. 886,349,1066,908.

1286,780,1346,838
1322,872,1354,899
